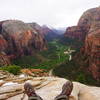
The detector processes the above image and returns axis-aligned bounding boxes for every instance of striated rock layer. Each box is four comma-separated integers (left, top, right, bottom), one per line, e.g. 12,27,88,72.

0,72,100,100
84,23,100,80
0,20,47,66
64,7,100,80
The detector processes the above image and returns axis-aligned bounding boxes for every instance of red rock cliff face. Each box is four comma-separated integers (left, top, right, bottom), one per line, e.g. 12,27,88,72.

64,26,89,41
65,7,100,41
0,35,8,52
0,52,10,66
84,22,100,80
0,20,47,66
64,7,100,80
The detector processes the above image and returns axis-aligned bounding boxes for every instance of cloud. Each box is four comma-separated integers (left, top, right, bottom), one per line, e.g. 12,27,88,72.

0,0,100,28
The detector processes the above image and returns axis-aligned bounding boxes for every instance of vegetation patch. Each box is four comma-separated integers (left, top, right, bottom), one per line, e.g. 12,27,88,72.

53,60,100,86
0,65,21,75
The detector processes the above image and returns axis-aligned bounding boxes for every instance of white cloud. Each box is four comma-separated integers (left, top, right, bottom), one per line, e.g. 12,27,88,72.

0,0,99,28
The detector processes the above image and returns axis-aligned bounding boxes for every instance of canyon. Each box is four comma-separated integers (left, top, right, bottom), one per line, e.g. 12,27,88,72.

0,71,100,100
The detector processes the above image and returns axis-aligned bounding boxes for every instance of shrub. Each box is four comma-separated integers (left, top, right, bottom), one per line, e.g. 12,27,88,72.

0,65,21,75
75,73,87,84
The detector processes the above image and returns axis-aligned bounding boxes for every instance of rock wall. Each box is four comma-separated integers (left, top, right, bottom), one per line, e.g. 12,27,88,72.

0,20,47,66
64,26,88,41
29,23,60,41
64,6,100,80
84,22,100,80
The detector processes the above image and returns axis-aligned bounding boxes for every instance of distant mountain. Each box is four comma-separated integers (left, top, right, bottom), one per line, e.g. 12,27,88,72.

52,27,66,35
41,25,60,41
28,23,64,41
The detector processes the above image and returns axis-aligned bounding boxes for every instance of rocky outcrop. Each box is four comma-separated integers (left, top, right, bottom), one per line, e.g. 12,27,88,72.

78,7,100,80
0,72,100,100
0,20,47,66
21,69,48,77
64,7,100,80
0,70,14,80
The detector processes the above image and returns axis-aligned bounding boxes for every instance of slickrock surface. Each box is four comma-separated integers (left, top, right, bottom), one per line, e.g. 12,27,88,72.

0,71,100,100
64,26,88,41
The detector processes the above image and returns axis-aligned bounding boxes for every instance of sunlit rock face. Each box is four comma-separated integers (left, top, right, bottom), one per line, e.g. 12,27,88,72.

78,7,100,27
0,20,47,66
79,7,100,80
0,73,100,100
64,6,100,80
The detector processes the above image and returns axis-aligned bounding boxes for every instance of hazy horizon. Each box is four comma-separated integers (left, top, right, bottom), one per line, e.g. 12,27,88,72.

0,0,100,28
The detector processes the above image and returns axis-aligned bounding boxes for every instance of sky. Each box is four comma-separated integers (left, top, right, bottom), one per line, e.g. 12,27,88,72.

0,0,100,28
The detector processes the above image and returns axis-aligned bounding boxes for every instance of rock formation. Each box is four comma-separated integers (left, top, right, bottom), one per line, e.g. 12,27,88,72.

65,7,100,41
0,71,100,100
64,26,88,41
64,6,100,80
0,20,47,66
41,25,60,41
84,22,100,80
28,23,60,41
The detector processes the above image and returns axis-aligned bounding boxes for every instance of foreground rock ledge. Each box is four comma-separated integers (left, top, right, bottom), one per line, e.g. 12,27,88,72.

0,75,100,100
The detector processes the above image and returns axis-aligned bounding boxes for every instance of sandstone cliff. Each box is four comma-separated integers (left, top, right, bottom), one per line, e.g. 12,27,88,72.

0,20,47,66
64,7,100,80
64,26,88,41
65,7,100,41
